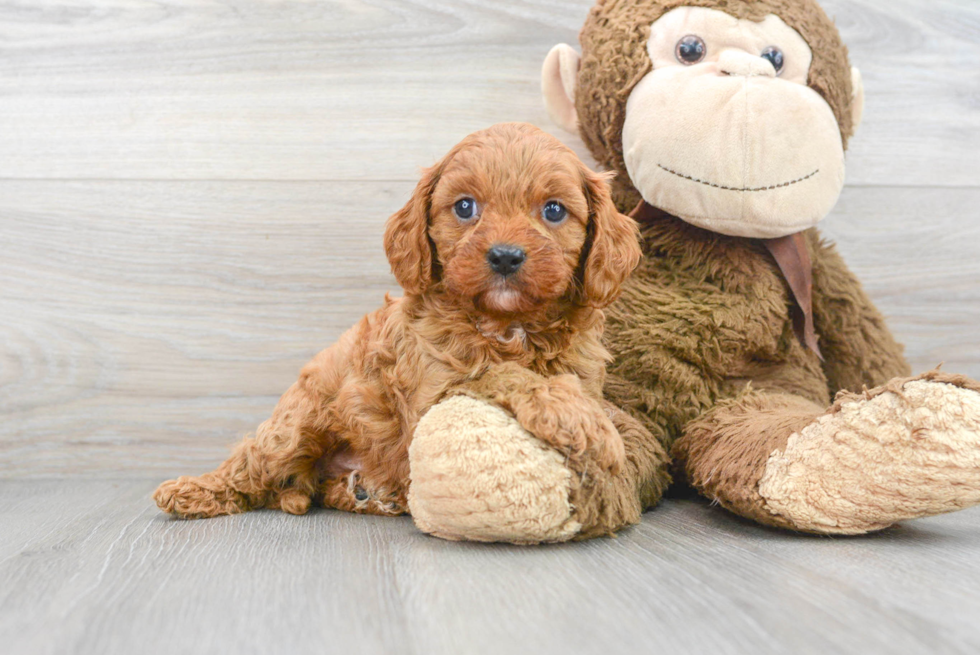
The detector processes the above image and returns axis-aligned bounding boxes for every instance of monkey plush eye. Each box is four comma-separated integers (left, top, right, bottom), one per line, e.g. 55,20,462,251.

675,35,706,65
542,200,568,224
761,46,785,74
453,197,478,221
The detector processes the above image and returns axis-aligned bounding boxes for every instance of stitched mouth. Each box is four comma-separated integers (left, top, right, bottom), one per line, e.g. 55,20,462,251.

658,164,819,192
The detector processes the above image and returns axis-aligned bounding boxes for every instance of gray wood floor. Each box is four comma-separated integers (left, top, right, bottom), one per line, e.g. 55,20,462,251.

4,481,980,655
2,1,980,653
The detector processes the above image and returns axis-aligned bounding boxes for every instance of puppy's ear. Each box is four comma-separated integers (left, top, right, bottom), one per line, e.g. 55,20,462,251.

580,169,641,308
384,164,440,295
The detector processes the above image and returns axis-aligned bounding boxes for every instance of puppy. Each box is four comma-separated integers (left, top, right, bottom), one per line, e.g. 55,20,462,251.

154,123,642,519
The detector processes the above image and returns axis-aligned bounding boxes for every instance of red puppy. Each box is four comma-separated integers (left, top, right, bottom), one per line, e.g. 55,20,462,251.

154,123,641,519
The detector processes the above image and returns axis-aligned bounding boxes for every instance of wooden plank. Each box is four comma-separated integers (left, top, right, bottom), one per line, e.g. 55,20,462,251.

827,0,980,188
1,3,978,652
1,481,979,655
2,181,978,477
0,0,977,186
0,480,416,655
0,179,406,477
822,186,980,377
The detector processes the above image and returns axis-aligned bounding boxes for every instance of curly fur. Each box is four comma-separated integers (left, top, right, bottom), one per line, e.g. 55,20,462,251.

153,122,641,519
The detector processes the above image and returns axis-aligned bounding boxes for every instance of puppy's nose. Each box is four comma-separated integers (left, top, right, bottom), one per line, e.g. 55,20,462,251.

486,245,526,276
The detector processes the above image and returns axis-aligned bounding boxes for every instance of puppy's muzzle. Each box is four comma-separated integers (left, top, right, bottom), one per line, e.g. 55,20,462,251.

486,245,526,277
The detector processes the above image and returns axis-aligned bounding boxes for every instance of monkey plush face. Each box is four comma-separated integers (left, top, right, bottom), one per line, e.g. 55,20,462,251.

543,0,865,239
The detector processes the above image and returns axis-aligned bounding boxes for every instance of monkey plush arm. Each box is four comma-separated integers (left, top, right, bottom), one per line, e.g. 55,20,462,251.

807,230,911,395
407,366,671,544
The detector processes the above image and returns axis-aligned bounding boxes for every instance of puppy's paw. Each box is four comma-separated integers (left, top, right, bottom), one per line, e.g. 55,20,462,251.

153,475,250,519
517,375,626,474
272,488,312,516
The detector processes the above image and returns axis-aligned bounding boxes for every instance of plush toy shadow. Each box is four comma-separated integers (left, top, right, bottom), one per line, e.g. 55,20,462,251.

407,0,980,542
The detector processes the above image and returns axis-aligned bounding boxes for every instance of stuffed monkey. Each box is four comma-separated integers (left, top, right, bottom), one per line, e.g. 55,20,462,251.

406,0,980,542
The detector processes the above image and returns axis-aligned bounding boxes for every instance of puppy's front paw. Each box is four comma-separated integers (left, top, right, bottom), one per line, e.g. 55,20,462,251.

518,375,626,474
153,475,249,519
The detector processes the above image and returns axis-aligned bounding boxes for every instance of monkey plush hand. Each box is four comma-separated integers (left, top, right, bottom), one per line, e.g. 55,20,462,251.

408,0,980,543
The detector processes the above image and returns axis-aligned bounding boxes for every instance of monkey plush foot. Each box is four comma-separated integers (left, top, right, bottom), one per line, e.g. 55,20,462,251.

408,395,583,543
407,395,664,544
758,372,980,534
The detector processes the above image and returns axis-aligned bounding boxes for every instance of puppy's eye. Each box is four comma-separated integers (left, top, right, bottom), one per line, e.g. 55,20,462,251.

676,35,706,65
454,198,478,221
542,200,568,224
761,46,785,75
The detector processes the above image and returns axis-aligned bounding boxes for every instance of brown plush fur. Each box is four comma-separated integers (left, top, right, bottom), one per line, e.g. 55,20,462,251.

577,0,855,209
674,369,980,532
153,123,642,520
674,390,825,530
569,400,672,539
601,211,912,530
538,0,973,535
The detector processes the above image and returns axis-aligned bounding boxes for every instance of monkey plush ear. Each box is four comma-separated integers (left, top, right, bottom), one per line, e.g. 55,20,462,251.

542,44,581,134
384,165,438,296
581,170,642,308
851,67,865,132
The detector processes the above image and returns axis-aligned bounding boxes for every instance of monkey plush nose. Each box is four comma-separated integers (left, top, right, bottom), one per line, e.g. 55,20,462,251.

486,245,526,276
718,49,777,78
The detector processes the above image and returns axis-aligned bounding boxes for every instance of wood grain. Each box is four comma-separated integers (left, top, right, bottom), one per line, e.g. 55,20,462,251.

0,180,405,476
0,0,977,185
821,187,980,376
1,480,979,655
2,2,980,653
2,179,978,477
0,0,980,477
